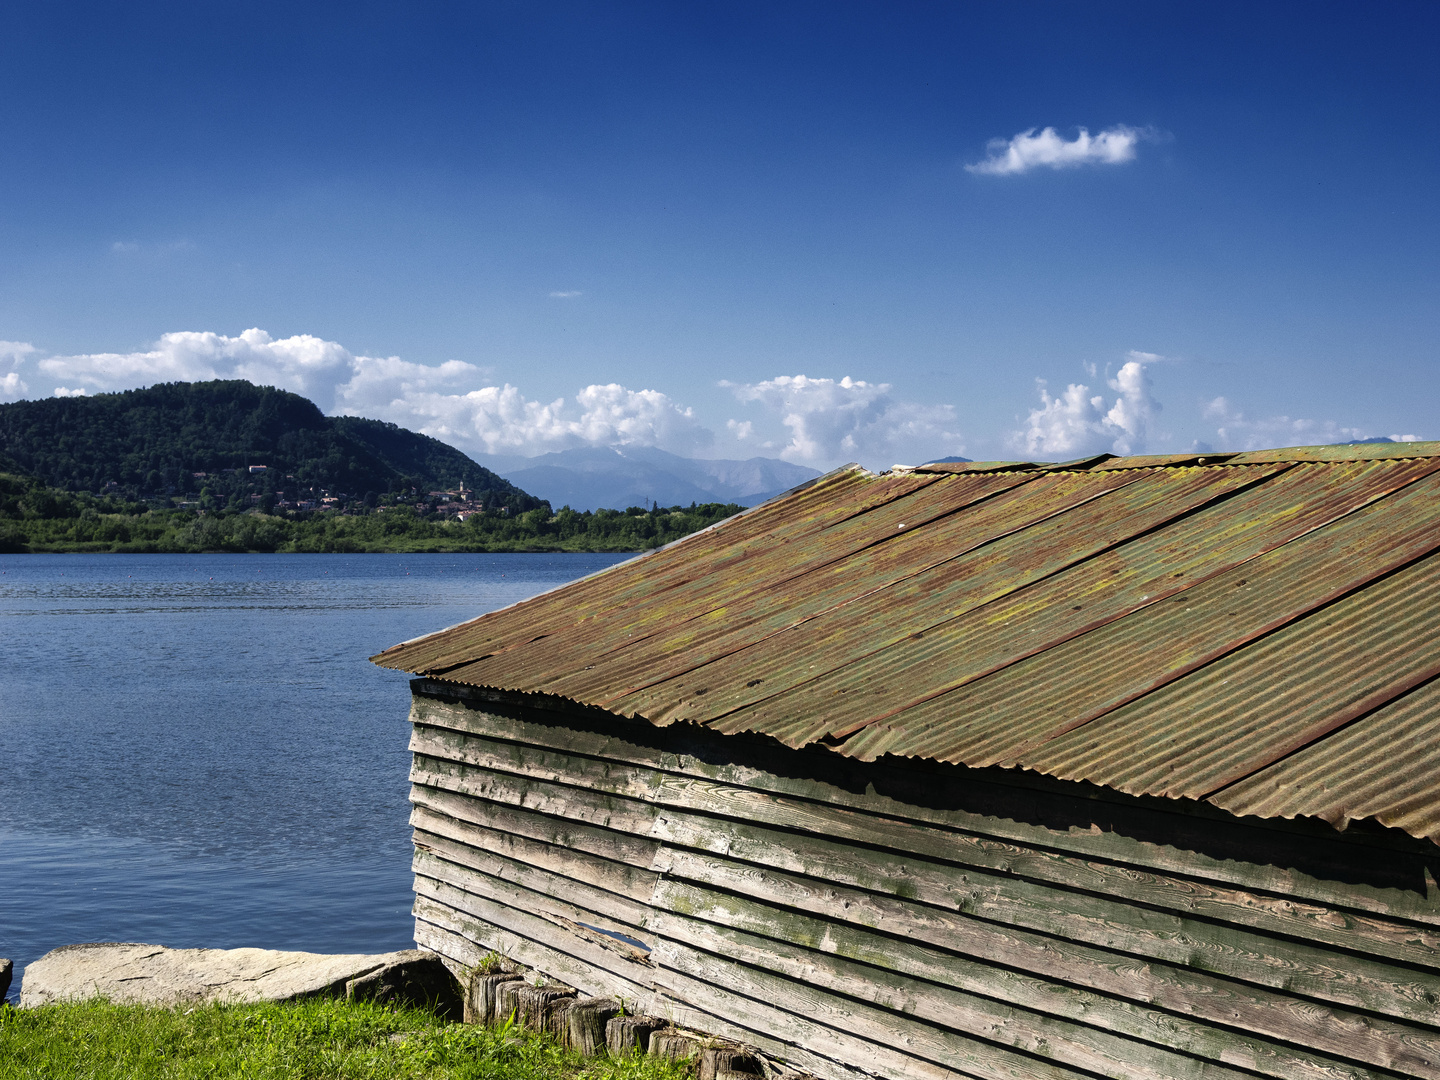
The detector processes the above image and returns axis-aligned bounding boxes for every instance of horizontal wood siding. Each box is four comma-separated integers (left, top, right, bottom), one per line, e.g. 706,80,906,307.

407,683,1440,1080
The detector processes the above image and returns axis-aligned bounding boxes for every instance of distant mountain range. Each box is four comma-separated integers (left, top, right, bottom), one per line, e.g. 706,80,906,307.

474,446,822,512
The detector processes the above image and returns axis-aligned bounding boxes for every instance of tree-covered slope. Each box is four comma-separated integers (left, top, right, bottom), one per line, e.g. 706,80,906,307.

328,415,507,493
0,380,540,509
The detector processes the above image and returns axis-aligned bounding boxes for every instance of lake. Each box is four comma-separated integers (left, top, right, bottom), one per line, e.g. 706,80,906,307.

0,551,632,1003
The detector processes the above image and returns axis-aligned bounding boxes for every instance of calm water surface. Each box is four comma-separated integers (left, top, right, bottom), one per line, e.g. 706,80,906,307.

0,552,631,1002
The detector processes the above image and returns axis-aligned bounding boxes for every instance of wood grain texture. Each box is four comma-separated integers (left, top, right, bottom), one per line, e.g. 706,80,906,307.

411,690,1440,926
651,961,1085,1080
411,726,1440,1026
412,783,659,871
412,821,655,929
409,706,1440,949
656,933,1252,1080
408,692,1440,1080
651,844,1440,1032
412,888,654,1006
563,997,619,1055
647,890,1412,1080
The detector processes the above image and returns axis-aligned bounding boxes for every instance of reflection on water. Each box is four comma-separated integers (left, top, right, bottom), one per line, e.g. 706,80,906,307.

0,551,630,1002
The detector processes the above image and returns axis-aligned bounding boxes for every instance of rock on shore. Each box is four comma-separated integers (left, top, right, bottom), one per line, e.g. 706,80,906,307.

1,957,12,1003
19,943,460,1014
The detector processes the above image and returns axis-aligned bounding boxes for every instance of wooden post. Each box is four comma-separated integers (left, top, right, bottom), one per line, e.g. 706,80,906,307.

562,997,620,1055
605,1014,667,1056
649,1029,703,1062
508,982,576,1033
465,973,522,1025
699,1044,763,1080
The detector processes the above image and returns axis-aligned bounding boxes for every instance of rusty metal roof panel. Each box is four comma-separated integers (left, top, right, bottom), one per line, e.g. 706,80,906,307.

373,440,1440,844
479,471,1039,701
694,464,1282,742
1210,678,1440,842
1018,550,1440,802
1225,440,1440,464
373,465,882,674
717,458,1436,750
838,465,1440,770
619,466,1239,727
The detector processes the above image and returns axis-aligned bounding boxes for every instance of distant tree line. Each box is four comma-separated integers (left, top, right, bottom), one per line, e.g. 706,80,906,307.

0,471,743,553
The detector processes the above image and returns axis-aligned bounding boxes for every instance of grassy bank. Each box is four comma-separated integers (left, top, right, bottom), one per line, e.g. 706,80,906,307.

0,998,691,1080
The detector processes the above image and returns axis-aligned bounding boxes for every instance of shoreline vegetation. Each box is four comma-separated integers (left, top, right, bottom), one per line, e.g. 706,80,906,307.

0,997,689,1080
0,473,745,554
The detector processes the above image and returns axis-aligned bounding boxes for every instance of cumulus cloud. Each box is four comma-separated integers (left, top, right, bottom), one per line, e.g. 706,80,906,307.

1198,397,1384,451
0,340,33,402
1013,351,1163,458
725,374,962,468
9,329,972,467
967,125,1150,176
23,327,715,460
372,380,714,458
38,328,355,404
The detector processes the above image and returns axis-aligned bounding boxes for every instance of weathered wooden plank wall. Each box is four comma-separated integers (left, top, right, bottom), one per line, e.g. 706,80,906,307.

406,680,1440,1080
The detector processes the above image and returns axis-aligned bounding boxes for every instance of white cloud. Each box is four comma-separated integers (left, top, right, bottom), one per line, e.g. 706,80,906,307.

1199,397,1372,451
573,383,712,452
0,341,34,402
967,125,1149,176
549,290,583,298
0,340,35,364
725,374,962,468
38,328,355,404
52,386,87,397
10,329,982,468
27,327,719,460
374,380,715,458
1013,351,1163,458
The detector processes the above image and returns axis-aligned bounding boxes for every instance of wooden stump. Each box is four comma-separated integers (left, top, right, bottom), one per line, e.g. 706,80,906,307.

464,973,522,1025
649,1029,703,1062
605,1014,667,1056
699,1045,763,1080
510,982,576,1033
562,997,620,1055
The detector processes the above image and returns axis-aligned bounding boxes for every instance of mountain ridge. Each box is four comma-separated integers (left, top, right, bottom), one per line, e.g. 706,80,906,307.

0,380,542,510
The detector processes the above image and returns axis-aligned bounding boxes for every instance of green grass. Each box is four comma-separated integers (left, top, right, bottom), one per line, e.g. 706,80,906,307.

0,998,694,1080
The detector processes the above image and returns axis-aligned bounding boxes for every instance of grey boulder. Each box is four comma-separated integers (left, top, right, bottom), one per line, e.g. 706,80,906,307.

20,943,459,1013
1,957,11,1003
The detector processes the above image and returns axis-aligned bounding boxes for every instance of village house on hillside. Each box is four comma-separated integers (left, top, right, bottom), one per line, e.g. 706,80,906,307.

373,441,1440,1080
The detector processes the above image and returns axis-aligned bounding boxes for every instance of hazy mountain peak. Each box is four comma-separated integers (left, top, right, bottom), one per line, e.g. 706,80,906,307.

474,445,821,512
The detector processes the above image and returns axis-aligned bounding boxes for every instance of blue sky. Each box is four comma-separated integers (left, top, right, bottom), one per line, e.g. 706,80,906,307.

1,2,1436,467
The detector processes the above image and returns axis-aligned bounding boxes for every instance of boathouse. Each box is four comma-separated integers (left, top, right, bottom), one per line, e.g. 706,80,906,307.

373,441,1440,1080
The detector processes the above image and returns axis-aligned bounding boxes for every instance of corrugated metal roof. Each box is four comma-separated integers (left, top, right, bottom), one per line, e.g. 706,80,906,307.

373,441,1440,844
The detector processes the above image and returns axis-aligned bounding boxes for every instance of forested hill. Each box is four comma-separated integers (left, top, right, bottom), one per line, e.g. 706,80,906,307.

0,380,542,510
